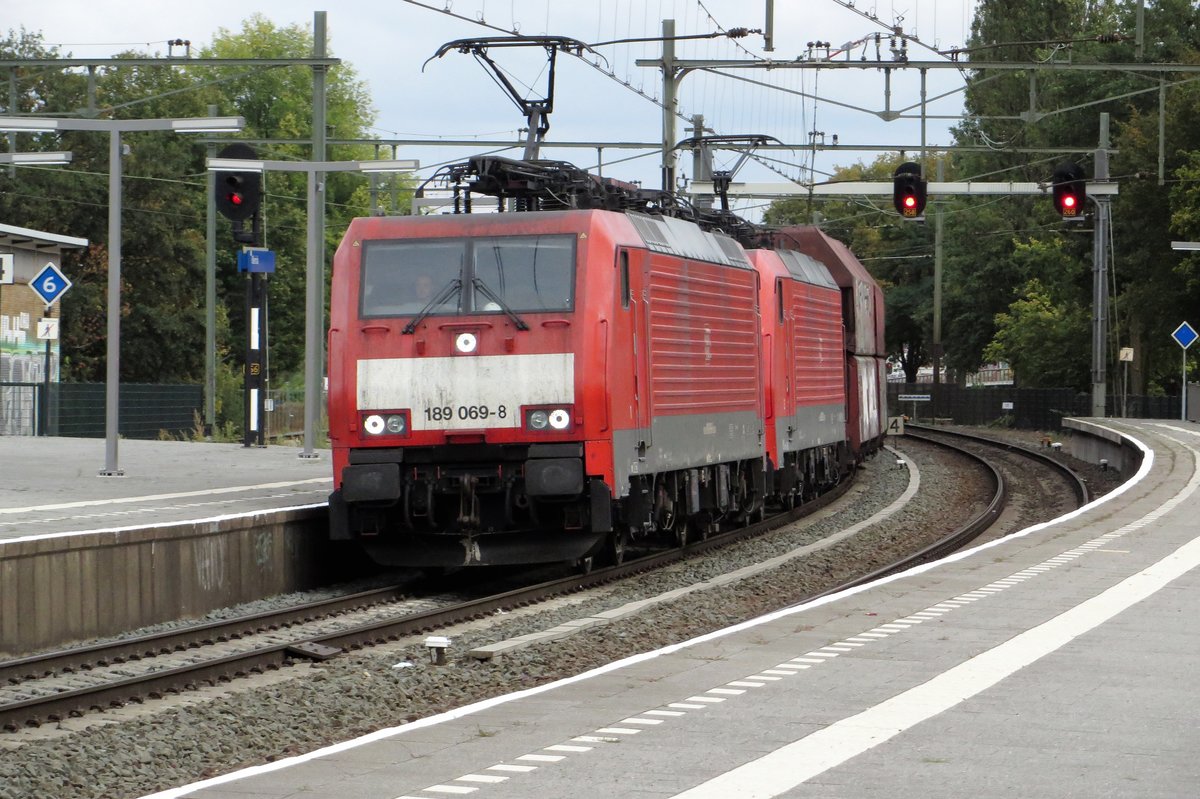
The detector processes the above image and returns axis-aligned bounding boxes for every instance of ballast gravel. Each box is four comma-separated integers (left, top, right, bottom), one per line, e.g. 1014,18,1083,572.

0,430,1125,799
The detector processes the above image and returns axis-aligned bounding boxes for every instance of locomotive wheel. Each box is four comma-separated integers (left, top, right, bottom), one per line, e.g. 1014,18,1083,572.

741,497,765,525
674,516,689,548
606,528,629,566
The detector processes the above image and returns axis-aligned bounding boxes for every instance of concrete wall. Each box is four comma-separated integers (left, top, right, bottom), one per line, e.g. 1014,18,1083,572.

0,507,363,657
1062,417,1144,475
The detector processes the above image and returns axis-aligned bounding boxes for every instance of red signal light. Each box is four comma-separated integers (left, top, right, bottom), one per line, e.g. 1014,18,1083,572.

892,163,926,219
228,192,244,206
1051,162,1087,220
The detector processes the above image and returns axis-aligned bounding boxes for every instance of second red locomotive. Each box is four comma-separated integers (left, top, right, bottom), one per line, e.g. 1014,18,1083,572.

327,157,886,568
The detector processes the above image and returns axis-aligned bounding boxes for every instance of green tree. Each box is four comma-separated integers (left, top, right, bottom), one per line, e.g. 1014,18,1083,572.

2,18,409,436
982,250,1090,389
950,0,1200,396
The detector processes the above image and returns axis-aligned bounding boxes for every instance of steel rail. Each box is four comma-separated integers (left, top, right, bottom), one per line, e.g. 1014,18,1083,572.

0,479,854,731
907,424,1090,506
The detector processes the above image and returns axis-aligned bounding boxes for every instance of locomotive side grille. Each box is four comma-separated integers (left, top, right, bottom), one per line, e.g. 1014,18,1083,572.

646,256,760,414
791,285,845,405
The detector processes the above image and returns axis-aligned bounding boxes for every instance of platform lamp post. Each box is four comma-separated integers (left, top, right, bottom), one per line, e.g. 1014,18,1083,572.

0,115,244,476
205,156,419,458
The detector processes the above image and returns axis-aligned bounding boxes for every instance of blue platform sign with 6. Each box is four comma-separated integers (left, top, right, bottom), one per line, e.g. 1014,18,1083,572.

29,262,72,308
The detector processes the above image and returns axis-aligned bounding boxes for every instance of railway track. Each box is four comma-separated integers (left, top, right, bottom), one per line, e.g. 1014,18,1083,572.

907,424,1089,529
0,433,1087,732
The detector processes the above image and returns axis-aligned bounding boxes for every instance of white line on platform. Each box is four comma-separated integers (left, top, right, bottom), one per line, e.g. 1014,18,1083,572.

669,444,1199,799
136,424,1159,799
0,477,331,515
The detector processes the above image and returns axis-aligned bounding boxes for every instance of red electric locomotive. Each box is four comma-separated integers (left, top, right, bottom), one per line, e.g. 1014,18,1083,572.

326,157,884,568
748,245,849,507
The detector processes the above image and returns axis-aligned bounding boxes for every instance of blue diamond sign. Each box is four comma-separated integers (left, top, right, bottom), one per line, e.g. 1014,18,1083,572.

29,262,72,308
1172,321,1198,350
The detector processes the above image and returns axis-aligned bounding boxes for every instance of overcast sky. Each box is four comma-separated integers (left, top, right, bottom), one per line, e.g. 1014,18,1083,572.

14,0,980,215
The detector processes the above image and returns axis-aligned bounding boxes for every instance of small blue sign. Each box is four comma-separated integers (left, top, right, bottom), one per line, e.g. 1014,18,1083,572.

29,262,72,307
1172,321,1198,350
237,248,276,274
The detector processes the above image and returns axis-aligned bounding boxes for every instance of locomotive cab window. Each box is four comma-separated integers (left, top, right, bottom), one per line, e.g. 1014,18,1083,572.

360,234,575,318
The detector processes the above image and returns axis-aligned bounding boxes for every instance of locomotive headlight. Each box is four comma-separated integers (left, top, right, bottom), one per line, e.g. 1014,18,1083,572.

362,411,408,437
525,407,571,432
455,332,478,353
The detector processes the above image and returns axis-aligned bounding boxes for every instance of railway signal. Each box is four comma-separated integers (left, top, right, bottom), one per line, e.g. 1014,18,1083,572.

216,172,259,220
1052,161,1087,220
214,143,262,240
892,161,926,220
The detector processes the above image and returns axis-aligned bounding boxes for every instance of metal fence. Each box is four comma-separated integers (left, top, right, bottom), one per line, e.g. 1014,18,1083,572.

0,382,202,438
1,380,1187,438
887,384,1182,430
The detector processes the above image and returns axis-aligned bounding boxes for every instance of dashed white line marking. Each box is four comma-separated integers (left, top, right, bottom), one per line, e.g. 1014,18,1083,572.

426,785,478,795
488,764,537,773
670,702,708,709
516,754,564,763
621,717,664,725
707,688,746,695
670,514,1200,798
726,681,766,688
545,744,592,753
645,709,686,717
457,774,508,784
595,727,643,735
686,696,726,704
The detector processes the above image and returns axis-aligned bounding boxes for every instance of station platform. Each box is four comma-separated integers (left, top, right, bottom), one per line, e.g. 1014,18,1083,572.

0,437,331,542
141,418,1200,799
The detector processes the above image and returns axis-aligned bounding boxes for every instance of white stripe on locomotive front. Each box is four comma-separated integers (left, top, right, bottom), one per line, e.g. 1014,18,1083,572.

357,353,575,431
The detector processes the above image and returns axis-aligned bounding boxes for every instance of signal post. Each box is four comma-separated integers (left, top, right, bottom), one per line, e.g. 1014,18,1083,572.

213,145,270,447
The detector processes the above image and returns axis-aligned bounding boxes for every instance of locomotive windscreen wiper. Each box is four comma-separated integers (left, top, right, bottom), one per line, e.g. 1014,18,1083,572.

402,278,462,334
472,278,530,330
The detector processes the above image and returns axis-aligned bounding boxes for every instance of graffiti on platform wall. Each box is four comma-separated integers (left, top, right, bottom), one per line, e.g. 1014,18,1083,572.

1,312,59,383
1,312,60,436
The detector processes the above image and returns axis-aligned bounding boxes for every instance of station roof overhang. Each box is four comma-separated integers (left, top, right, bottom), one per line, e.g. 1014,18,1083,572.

0,222,88,253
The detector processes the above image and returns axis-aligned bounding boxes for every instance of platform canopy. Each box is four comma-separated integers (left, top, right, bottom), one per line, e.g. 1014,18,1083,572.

0,222,88,252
